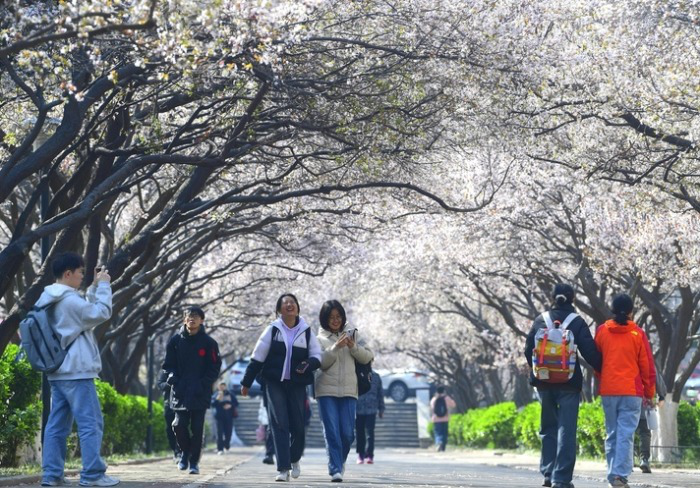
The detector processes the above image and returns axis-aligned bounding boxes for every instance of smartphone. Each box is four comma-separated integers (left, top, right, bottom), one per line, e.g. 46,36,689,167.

295,361,309,374
95,267,102,273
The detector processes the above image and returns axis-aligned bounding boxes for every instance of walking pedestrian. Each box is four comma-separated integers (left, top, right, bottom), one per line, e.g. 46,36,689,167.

157,370,181,463
257,391,276,465
240,293,322,482
595,294,655,488
636,371,666,473
162,306,222,475
430,386,456,452
211,382,238,454
524,283,602,488
38,252,119,487
316,300,374,482
356,370,384,464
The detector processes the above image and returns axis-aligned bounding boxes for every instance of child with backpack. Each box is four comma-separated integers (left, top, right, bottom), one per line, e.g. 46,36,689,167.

524,283,602,488
430,386,456,452
31,252,118,487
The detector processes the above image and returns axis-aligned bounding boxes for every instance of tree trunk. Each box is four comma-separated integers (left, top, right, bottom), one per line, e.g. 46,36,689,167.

655,400,680,463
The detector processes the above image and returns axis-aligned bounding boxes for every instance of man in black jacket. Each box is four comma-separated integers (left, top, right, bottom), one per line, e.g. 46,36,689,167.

524,284,602,488
162,306,221,475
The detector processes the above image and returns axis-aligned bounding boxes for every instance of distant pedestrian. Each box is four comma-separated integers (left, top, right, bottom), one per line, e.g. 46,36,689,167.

595,294,655,488
257,391,275,465
211,382,238,454
38,253,119,487
162,306,222,475
240,293,322,482
636,371,666,473
316,300,374,482
430,386,456,452
356,369,385,464
157,370,181,462
524,283,602,488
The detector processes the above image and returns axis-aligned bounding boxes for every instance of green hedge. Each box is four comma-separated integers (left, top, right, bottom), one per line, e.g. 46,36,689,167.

678,401,700,463
433,397,608,457
0,346,168,466
0,344,42,466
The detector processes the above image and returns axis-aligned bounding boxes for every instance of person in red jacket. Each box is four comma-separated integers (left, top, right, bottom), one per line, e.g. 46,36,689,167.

595,294,655,488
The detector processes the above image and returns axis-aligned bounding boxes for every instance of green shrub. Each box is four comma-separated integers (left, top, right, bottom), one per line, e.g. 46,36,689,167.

513,402,541,450
459,402,518,449
678,401,700,463
0,344,42,467
577,397,605,458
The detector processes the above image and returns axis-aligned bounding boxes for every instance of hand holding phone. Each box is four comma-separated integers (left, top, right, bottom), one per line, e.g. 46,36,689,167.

295,360,310,374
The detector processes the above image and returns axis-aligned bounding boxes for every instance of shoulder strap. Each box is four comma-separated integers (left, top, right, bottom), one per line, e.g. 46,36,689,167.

542,312,554,330
560,313,579,331
305,327,310,344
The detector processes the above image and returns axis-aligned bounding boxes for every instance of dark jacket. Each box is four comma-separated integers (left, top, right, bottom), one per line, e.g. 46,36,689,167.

211,388,238,419
241,318,321,388
524,303,601,391
357,372,385,415
162,325,222,410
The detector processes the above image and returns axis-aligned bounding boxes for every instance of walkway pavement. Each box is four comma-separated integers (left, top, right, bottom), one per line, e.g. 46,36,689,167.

2,447,699,488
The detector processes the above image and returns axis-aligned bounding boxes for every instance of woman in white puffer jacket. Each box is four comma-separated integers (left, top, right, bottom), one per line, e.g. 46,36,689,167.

315,300,373,482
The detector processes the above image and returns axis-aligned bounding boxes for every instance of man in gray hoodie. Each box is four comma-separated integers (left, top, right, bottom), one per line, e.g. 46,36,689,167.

38,252,118,487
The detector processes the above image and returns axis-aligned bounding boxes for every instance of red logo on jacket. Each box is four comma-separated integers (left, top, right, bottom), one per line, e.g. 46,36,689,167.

198,348,205,357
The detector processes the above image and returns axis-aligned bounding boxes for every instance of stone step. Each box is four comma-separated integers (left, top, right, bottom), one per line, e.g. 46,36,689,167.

231,398,420,448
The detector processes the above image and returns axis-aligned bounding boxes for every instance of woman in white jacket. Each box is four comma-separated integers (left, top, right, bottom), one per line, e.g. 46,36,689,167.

315,300,373,482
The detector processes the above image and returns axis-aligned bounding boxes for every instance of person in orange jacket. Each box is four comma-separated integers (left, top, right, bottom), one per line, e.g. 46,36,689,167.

595,294,655,488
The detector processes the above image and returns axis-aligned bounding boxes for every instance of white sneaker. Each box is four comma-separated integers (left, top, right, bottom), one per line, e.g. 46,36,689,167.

291,462,301,479
217,450,224,455
275,471,290,482
79,475,120,487
331,472,343,482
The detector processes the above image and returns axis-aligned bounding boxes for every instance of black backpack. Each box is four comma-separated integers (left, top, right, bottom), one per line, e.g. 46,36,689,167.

352,329,372,396
19,301,77,373
434,395,448,417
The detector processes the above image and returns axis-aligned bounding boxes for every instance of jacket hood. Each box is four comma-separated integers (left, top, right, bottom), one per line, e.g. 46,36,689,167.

604,319,638,334
551,303,576,313
35,283,79,307
180,324,207,338
272,316,309,332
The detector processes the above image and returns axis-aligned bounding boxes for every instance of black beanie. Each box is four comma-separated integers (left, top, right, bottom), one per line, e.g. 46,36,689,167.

552,283,575,306
611,294,634,324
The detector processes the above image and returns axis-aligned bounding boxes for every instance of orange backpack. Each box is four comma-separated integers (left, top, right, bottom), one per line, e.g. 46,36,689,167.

532,312,578,383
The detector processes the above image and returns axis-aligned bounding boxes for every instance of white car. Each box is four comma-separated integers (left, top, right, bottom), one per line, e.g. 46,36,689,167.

682,377,700,401
378,369,434,402
228,359,263,397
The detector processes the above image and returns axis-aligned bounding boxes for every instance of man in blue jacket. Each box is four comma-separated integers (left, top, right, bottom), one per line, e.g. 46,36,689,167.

163,306,221,475
524,284,602,488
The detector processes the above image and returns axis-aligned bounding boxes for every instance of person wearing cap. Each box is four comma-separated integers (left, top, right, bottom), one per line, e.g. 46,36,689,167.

595,294,655,488
524,283,602,488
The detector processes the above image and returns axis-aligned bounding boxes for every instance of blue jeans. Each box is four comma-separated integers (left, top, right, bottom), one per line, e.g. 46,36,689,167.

538,388,580,484
602,395,642,483
433,421,448,451
318,396,357,475
42,379,106,483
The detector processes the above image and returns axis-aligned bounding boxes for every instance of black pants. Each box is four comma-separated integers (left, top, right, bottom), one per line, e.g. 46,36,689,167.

636,415,652,461
173,409,206,465
266,380,306,471
355,413,377,459
265,424,275,458
164,405,180,455
216,414,234,451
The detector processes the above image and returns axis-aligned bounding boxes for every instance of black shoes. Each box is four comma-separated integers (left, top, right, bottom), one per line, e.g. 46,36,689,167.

543,478,552,487
262,456,275,465
640,459,652,473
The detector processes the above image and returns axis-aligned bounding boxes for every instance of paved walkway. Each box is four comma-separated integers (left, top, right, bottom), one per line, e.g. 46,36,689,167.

2,447,699,488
